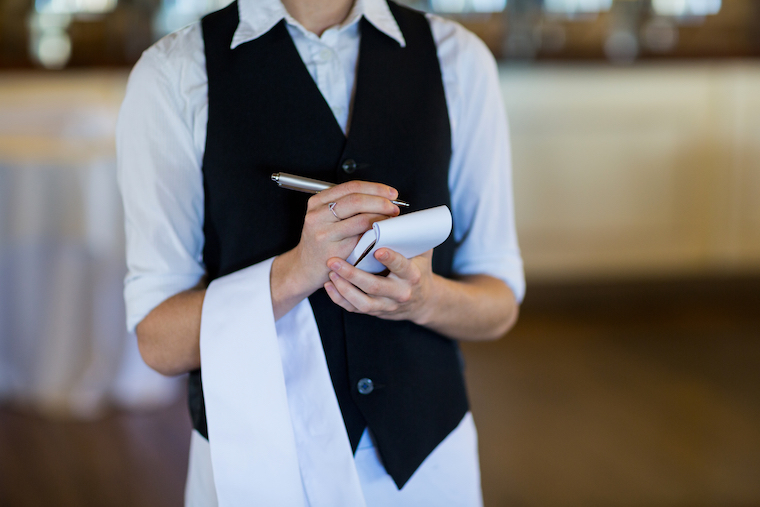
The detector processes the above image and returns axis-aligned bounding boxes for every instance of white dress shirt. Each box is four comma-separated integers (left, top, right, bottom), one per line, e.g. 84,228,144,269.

116,0,524,504
117,0,524,333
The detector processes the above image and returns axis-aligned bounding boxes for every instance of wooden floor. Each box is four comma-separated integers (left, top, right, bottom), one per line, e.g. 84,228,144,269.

465,277,760,507
0,396,191,507
1,276,759,507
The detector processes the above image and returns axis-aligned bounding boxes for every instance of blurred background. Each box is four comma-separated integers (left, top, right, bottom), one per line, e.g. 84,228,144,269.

1,0,759,506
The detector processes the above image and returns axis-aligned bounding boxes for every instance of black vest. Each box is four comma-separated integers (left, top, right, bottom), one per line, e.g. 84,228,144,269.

194,0,469,487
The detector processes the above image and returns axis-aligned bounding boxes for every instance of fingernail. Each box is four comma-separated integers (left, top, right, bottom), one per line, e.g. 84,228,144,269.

330,261,341,271
377,250,389,261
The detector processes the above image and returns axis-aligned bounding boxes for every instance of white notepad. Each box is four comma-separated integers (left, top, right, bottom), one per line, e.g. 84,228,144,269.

345,205,453,274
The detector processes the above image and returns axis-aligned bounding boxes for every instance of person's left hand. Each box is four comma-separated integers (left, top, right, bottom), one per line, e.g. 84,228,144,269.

323,248,436,324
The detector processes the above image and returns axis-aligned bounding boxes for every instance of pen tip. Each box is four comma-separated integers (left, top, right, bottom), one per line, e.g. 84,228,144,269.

271,173,280,182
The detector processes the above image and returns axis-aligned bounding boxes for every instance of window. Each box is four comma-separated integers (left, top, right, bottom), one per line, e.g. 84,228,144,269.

652,0,721,17
544,0,612,17
429,0,507,14
34,0,117,14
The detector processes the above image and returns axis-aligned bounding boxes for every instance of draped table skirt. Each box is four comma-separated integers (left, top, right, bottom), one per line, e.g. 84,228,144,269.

0,72,180,418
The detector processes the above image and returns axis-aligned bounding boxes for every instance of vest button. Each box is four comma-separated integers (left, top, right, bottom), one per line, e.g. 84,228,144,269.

341,159,357,174
357,378,374,395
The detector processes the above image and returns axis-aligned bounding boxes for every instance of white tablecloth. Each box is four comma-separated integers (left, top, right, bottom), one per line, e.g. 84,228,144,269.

0,71,180,418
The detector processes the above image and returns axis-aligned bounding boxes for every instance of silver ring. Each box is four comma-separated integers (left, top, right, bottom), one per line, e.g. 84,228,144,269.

328,202,341,220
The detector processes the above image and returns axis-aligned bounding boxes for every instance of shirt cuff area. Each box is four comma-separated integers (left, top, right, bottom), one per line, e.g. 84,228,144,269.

124,273,205,333
452,255,526,304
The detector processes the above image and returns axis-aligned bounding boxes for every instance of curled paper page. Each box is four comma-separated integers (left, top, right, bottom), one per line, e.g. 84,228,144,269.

346,205,453,274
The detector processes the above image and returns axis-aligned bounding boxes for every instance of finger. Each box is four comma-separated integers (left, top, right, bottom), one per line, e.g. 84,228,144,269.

328,271,394,314
327,257,401,301
308,180,399,209
324,281,358,313
374,248,428,282
327,193,399,221
325,213,390,243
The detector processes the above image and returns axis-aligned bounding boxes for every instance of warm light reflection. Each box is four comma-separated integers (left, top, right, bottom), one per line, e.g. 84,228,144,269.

28,12,73,69
641,17,679,52
652,0,721,17
35,31,72,68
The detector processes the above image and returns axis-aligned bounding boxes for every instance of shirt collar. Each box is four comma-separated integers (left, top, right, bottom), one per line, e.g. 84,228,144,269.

231,0,406,49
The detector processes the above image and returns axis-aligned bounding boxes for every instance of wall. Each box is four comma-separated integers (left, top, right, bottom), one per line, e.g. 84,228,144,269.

502,62,760,280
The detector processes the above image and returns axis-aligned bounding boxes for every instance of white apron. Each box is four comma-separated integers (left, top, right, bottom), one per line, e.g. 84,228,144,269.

196,258,483,506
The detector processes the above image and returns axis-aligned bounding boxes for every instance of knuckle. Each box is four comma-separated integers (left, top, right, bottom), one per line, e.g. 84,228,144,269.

390,260,405,274
361,216,374,230
306,194,321,209
346,181,362,194
398,288,412,303
304,212,318,227
343,193,360,208
366,280,380,294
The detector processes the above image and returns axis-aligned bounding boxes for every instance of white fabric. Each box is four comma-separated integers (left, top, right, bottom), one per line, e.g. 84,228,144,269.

0,75,180,417
275,278,366,507
231,0,404,131
116,0,524,502
186,413,483,507
355,413,482,507
186,430,219,507
200,258,365,506
117,0,525,333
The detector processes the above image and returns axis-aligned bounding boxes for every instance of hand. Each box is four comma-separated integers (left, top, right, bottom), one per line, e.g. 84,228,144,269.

323,248,436,325
271,181,400,319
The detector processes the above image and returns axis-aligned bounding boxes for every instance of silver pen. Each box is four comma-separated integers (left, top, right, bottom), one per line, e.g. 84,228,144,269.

271,172,410,207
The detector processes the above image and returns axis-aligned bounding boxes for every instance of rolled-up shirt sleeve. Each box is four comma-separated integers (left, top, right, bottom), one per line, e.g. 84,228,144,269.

432,15,526,303
116,26,208,332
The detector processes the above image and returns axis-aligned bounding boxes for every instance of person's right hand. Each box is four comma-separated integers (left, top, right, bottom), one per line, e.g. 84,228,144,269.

270,180,400,320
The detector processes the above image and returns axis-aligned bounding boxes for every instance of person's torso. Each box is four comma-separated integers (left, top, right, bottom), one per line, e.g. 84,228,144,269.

195,0,468,488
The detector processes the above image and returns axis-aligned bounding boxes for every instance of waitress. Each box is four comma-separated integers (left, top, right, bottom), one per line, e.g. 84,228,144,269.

117,0,525,504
